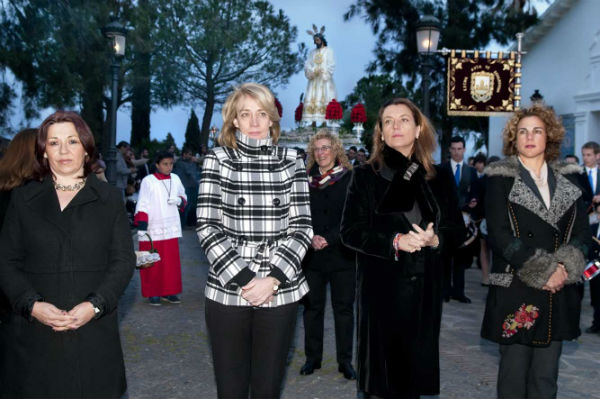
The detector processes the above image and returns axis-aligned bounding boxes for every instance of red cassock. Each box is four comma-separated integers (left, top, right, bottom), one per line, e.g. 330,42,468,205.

139,238,182,297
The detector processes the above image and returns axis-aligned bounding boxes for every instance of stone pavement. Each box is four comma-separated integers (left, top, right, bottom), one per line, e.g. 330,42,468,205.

119,230,600,398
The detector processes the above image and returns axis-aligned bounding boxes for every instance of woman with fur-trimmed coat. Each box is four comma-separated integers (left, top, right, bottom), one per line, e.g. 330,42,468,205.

481,104,590,399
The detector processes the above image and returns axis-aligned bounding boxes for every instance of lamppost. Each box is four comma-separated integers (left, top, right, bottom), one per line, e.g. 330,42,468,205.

102,20,127,185
416,15,441,118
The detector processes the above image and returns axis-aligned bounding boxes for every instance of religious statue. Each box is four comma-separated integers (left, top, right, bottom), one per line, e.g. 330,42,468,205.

302,25,337,126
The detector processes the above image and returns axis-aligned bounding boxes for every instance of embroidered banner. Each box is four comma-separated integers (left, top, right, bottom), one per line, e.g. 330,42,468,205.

447,57,516,116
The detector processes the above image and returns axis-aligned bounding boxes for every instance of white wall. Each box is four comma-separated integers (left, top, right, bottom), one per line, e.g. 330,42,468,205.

488,0,600,157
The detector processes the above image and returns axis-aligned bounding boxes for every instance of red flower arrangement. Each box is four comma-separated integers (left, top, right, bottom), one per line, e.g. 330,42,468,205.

294,102,303,122
274,98,283,118
351,103,367,123
501,304,540,338
325,99,343,120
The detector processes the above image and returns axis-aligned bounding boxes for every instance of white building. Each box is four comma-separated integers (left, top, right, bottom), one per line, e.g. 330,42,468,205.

488,0,600,157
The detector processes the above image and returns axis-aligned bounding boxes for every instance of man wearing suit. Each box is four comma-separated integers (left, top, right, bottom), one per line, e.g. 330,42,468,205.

586,204,600,333
441,136,479,303
581,141,600,212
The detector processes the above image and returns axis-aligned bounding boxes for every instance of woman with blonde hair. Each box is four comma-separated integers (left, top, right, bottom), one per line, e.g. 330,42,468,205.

300,130,356,379
341,98,464,398
481,104,589,398
197,82,312,398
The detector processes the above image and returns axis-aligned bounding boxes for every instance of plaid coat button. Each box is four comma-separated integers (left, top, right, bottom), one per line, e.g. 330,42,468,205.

238,197,246,205
272,198,280,206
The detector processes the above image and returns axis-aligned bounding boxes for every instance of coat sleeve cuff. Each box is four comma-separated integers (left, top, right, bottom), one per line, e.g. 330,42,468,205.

517,248,556,289
25,294,44,321
86,293,106,319
554,244,585,285
228,267,256,287
268,267,288,285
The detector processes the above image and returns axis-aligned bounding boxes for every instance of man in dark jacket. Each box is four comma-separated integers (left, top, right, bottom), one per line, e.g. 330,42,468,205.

440,136,480,303
173,147,200,227
586,204,600,333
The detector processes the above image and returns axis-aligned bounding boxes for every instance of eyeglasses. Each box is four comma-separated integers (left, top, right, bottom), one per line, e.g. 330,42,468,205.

314,145,332,153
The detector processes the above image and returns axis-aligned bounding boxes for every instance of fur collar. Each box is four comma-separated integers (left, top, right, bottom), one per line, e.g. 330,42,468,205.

485,155,583,178
485,156,582,229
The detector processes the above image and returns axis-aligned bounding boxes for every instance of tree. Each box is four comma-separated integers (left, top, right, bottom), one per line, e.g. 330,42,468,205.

184,109,202,152
345,0,540,158
153,0,305,146
0,1,128,145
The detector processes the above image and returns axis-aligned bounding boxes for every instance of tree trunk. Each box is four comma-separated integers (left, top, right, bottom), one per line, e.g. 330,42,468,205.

130,50,151,148
81,80,105,151
201,97,215,147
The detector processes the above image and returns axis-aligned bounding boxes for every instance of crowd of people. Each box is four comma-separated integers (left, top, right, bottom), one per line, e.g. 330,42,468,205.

0,81,599,399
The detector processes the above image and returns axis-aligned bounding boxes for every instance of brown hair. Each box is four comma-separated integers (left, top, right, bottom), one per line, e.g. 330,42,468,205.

34,110,98,180
0,128,38,191
370,98,437,178
582,141,600,155
306,129,353,171
502,104,564,161
219,82,281,149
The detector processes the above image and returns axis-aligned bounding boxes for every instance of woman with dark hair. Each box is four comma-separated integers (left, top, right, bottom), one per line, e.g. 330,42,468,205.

0,128,37,227
300,129,355,379
197,82,312,398
134,151,187,306
481,104,589,399
0,110,135,398
340,98,464,399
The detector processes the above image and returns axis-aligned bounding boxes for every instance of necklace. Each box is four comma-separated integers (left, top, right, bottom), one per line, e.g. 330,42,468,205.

54,178,86,192
160,178,172,197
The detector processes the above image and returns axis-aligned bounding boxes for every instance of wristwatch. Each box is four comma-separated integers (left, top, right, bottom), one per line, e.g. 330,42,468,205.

93,305,101,315
271,277,280,292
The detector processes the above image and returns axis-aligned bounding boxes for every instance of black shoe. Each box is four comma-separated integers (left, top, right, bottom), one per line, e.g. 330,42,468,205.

300,360,321,375
585,325,600,334
452,295,472,303
338,362,357,380
161,295,181,304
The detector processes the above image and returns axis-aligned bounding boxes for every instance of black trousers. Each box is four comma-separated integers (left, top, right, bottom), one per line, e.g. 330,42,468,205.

303,267,355,364
205,299,298,399
498,341,562,399
443,243,474,297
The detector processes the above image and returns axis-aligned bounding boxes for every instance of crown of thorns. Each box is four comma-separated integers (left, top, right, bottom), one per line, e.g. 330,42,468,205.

306,24,325,38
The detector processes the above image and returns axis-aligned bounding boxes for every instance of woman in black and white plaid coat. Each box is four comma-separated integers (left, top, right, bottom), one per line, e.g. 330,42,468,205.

197,82,313,399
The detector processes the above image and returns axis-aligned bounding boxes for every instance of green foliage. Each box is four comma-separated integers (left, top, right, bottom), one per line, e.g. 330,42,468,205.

0,1,124,141
184,109,202,153
153,0,305,145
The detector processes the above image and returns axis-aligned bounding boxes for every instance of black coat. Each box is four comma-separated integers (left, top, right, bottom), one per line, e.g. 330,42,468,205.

303,164,354,272
588,223,600,307
481,157,590,346
0,174,135,398
340,148,465,398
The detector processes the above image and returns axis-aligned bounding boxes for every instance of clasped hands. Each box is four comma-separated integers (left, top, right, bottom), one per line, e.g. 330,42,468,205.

32,301,96,332
311,235,328,250
241,277,279,306
394,223,439,254
543,263,568,294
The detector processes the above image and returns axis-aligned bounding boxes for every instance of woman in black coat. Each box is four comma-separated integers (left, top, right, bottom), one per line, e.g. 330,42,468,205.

340,98,464,399
300,129,356,379
0,111,135,398
481,104,589,399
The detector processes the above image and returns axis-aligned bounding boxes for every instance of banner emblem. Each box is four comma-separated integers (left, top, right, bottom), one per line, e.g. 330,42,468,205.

471,71,494,103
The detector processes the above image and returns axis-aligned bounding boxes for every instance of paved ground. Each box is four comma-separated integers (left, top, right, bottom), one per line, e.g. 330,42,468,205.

119,230,600,398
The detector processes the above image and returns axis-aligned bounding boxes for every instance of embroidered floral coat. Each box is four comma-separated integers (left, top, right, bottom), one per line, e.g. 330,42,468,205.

481,156,590,346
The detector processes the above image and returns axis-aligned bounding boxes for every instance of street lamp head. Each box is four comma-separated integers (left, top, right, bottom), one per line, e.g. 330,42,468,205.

416,15,441,55
102,20,127,57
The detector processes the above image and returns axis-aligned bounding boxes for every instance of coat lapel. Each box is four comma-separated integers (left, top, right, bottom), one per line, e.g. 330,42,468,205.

23,178,68,234
509,168,581,230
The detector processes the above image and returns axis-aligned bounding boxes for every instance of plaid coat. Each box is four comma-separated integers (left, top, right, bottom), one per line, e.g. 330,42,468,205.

197,132,312,307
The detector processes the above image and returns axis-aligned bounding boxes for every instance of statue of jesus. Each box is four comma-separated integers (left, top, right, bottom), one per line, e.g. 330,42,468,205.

302,25,337,126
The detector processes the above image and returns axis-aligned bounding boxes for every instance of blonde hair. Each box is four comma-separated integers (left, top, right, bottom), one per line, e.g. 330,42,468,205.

219,82,281,148
306,129,353,171
370,98,437,179
502,104,564,161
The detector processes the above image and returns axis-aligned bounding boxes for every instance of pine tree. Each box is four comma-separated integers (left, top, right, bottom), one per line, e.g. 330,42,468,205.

183,109,202,153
